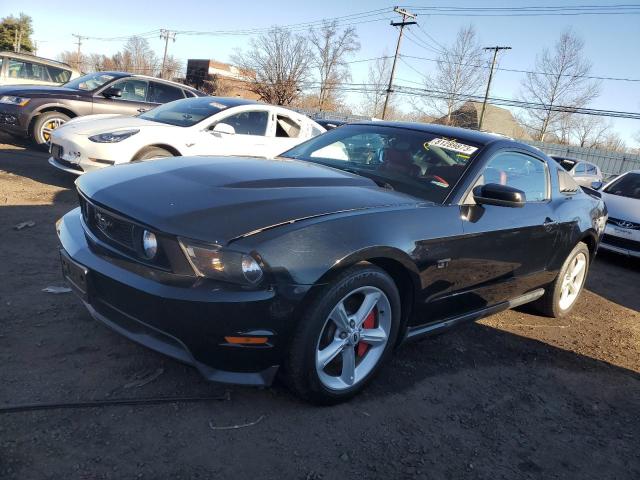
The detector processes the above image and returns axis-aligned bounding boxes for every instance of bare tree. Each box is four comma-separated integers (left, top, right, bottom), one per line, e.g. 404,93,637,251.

362,54,393,118
520,29,600,141
120,36,158,75
161,55,183,80
309,20,360,110
421,25,486,125
570,115,611,148
232,27,312,105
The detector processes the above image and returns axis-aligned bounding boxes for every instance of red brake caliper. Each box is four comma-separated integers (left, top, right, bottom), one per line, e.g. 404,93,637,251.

357,309,376,357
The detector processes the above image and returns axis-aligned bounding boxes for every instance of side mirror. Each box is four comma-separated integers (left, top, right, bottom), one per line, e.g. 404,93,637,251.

102,87,122,98
211,123,235,136
591,181,603,190
473,183,526,208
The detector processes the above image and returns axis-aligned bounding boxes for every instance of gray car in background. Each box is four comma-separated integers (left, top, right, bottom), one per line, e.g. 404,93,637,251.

0,71,203,146
552,156,604,188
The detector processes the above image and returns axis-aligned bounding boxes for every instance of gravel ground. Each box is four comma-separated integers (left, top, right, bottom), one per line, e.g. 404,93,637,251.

1,136,639,480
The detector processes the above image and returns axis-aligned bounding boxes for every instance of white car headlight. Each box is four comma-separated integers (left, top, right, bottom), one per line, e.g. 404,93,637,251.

0,96,30,106
179,238,264,285
88,129,139,143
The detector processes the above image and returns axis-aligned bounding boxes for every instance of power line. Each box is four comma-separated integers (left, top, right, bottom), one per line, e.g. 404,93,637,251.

400,54,640,83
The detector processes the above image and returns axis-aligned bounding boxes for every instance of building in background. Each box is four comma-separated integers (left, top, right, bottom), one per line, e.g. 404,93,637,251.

437,101,531,140
185,59,258,99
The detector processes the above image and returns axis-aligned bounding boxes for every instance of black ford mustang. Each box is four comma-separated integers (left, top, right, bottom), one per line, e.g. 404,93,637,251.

56,122,607,404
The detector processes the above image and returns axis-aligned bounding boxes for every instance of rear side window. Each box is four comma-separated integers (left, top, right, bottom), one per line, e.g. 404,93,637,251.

479,152,549,202
148,82,186,104
276,115,301,138
47,65,71,83
586,163,598,174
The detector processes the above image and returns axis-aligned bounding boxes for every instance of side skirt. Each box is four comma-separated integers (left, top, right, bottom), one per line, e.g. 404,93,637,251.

404,288,545,341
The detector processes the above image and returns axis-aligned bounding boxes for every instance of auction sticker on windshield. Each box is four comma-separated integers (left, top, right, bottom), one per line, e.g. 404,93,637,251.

428,138,478,155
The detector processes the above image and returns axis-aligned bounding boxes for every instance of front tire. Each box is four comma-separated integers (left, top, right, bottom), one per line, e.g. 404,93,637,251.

284,263,401,405
132,146,173,161
32,111,70,148
533,242,590,318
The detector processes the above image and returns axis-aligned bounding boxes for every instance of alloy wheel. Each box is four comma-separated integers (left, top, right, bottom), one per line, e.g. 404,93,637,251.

558,252,587,310
315,286,392,391
41,117,66,145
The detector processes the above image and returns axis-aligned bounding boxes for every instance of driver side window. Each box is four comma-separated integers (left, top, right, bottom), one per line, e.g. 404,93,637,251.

218,110,269,136
476,152,549,202
109,79,149,102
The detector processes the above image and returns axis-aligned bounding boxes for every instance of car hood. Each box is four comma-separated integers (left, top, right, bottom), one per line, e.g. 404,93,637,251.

0,84,86,97
77,156,421,245
58,115,173,135
601,191,640,223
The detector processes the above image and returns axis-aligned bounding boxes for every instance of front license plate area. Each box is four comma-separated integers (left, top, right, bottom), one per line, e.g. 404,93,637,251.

60,249,89,301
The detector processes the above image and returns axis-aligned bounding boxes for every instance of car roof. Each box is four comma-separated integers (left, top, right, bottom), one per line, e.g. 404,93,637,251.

347,120,532,149
0,51,76,71
93,71,201,92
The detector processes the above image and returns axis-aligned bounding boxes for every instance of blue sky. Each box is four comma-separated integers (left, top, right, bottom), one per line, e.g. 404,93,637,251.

6,0,640,146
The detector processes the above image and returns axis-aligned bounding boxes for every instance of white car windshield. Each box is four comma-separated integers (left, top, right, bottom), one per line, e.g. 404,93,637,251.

139,98,229,127
64,73,116,91
604,173,640,200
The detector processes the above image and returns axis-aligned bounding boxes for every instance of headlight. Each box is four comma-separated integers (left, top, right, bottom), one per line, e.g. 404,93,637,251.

0,96,30,106
142,230,158,259
179,238,264,285
88,129,139,143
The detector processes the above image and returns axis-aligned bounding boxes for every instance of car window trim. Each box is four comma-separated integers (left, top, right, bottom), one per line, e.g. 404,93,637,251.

459,148,552,206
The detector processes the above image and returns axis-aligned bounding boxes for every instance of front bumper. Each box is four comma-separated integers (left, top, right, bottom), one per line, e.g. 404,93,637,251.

57,208,309,386
599,224,640,258
0,104,29,136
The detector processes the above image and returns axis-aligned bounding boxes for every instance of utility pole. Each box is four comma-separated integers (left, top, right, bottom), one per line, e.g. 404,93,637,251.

160,29,176,79
382,7,416,120
72,34,86,71
478,46,511,130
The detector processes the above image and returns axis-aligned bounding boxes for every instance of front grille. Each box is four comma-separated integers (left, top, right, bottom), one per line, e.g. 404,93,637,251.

601,234,640,251
78,194,176,271
51,143,63,160
51,144,83,172
607,217,640,230
79,195,137,252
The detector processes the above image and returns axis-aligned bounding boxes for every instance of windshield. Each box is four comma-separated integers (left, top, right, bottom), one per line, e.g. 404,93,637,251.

139,97,228,127
604,172,640,200
63,72,116,91
281,124,480,203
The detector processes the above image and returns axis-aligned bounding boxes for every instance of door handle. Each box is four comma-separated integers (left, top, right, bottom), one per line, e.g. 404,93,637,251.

137,108,148,113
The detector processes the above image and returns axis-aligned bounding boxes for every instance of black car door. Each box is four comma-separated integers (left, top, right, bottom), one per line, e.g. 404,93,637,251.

449,150,559,311
92,78,151,115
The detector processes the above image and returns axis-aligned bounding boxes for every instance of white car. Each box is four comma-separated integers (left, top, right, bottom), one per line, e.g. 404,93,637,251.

598,170,640,258
48,97,325,174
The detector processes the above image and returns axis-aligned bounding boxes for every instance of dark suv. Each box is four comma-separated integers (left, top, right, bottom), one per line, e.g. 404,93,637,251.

0,71,203,146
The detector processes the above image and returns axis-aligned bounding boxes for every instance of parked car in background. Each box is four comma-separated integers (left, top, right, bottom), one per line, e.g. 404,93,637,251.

56,122,606,403
552,156,603,188
0,71,203,146
315,119,346,130
48,96,326,174
0,51,80,87
597,170,640,258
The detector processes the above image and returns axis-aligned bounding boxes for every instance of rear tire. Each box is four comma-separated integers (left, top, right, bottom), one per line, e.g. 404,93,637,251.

132,146,173,161
32,111,70,148
532,242,590,318
283,263,401,405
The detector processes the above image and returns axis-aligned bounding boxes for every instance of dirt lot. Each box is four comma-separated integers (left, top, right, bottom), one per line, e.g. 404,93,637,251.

1,135,639,480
